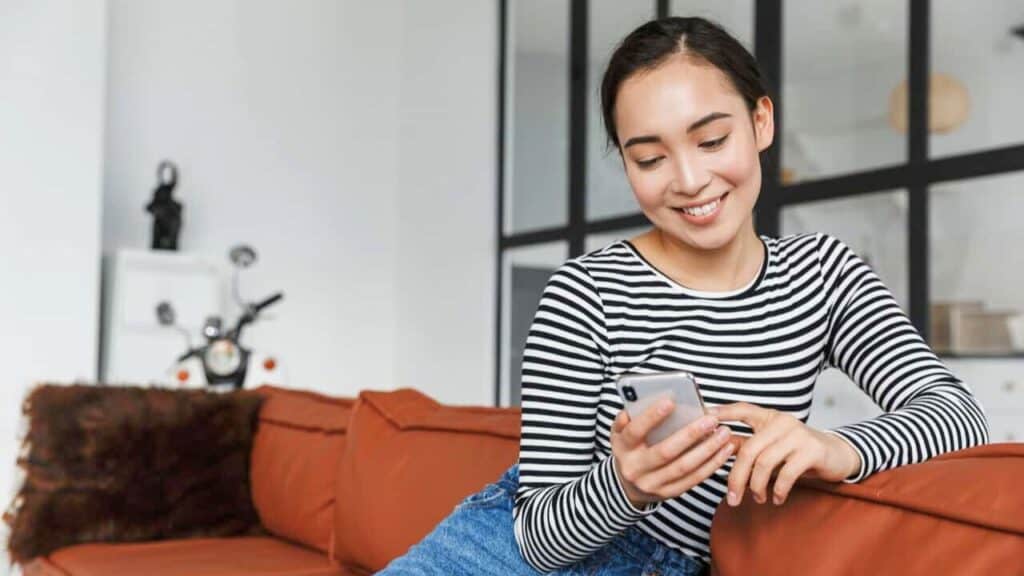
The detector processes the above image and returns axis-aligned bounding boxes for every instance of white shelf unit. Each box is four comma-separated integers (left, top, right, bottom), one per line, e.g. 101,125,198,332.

100,249,225,386
807,359,1024,444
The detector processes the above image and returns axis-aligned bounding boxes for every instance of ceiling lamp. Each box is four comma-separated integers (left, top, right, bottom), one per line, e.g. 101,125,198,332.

889,72,970,134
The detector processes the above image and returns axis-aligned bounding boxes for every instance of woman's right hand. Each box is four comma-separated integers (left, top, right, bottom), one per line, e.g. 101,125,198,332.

610,399,739,509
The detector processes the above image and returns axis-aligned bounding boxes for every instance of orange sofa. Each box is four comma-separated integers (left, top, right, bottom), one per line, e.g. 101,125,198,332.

21,385,520,576
20,385,1024,575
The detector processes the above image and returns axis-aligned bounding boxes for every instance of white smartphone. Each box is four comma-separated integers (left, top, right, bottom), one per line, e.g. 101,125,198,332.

615,370,707,446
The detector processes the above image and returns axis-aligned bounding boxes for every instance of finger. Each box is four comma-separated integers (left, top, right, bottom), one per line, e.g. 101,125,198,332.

612,409,630,434
708,402,765,429
646,424,732,487
747,439,797,505
771,452,815,506
726,435,747,454
621,398,676,448
642,413,720,469
727,424,788,507
657,438,737,499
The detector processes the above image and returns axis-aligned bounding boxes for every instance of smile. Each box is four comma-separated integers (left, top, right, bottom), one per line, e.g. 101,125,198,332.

673,192,729,224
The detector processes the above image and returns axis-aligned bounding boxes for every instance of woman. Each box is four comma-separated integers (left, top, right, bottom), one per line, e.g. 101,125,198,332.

378,16,989,576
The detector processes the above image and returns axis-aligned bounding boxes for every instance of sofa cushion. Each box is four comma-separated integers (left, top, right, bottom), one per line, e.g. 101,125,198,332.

710,443,1024,575
251,386,355,554
40,537,355,576
5,384,264,565
333,388,520,573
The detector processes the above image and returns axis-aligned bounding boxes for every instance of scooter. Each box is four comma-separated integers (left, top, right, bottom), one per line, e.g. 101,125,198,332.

156,245,285,391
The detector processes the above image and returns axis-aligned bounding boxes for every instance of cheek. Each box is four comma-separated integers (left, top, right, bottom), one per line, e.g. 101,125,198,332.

713,138,759,188
625,166,665,208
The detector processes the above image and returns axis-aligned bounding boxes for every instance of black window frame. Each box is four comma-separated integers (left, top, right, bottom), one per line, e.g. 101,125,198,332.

494,0,1024,406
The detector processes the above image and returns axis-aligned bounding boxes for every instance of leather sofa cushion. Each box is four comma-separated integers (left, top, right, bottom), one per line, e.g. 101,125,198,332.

41,537,351,576
710,443,1024,575
251,386,355,554
333,388,520,573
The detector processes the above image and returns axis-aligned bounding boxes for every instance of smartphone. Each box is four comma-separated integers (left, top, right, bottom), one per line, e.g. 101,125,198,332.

615,370,707,446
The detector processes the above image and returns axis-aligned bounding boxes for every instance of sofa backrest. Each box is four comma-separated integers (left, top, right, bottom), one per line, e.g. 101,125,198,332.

250,385,356,554
710,442,1024,575
332,388,521,574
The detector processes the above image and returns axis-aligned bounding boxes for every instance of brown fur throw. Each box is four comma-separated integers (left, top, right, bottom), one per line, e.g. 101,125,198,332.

4,383,266,564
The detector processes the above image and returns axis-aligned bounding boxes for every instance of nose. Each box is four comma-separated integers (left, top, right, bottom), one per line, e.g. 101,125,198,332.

669,152,711,196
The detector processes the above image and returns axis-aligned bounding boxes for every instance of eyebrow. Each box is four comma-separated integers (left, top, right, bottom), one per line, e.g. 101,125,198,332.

621,112,732,149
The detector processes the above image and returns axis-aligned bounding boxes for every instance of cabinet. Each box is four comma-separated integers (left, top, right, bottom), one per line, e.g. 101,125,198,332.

944,359,1024,443
807,359,1024,443
100,249,225,385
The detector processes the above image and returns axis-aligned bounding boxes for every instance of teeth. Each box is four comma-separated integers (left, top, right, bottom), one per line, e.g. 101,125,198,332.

682,198,720,216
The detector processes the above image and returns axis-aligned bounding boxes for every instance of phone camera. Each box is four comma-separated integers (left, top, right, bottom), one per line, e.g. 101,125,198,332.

623,385,637,401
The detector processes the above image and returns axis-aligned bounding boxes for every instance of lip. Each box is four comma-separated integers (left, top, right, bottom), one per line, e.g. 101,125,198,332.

673,191,729,225
675,192,729,210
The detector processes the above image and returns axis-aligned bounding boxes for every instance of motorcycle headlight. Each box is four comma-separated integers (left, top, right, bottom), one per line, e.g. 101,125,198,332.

204,339,242,376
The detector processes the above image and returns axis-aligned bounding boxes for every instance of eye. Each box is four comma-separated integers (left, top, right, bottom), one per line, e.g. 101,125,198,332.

699,134,729,150
635,156,664,169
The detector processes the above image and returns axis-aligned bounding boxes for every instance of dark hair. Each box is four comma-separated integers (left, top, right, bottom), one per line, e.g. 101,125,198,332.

600,17,769,149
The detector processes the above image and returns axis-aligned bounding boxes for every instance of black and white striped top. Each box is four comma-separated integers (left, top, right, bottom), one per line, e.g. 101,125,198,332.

511,232,990,571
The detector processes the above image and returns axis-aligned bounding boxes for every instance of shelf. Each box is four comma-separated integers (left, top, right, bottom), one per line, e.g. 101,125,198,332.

937,353,1024,360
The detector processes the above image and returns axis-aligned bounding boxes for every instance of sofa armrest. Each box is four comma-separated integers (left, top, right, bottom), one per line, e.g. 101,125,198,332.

710,443,1024,576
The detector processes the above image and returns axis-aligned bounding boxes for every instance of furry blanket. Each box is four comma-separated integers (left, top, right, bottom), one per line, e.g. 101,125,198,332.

4,383,266,564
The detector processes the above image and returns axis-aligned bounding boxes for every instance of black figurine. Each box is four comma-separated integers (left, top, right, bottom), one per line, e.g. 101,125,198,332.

146,160,183,250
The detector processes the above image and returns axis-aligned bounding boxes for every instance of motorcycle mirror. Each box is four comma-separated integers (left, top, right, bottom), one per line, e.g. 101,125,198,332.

156,301,176,326
229,244,257,269
203,316,223,340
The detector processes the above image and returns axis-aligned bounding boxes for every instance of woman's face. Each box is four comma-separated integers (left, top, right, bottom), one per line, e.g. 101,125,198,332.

614,55,774,251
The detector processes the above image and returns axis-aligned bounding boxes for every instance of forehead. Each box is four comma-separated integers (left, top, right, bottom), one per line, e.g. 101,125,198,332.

614,55,745,136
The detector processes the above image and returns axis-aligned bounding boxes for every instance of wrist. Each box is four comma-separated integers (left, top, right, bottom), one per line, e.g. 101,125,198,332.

826,431,862,479
610,455,656,510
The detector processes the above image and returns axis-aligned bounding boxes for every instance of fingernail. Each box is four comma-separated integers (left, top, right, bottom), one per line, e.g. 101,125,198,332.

715,426,729,439
727,491,738,506
660,401,673,414
773,495,782,506
702,417,718,431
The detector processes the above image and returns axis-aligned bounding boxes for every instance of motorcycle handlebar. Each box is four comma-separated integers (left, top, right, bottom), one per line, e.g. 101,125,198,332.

253,292,284,313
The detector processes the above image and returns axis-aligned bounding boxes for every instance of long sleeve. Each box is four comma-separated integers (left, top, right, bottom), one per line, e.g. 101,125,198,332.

512,261,659,573
816,233,990,483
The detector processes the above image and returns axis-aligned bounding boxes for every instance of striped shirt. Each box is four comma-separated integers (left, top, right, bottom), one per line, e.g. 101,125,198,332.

511,232,990,571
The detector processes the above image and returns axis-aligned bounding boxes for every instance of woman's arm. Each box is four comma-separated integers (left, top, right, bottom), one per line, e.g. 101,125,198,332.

815,232,990,483
512,261,659,573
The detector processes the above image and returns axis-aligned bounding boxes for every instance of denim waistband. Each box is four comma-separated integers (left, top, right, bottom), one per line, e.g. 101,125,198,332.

498,461,520,492
500,463,709,574
613,524,704,568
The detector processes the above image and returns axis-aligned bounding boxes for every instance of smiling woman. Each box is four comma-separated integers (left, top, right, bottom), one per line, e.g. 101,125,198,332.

602,18,773,292
378,15,989,576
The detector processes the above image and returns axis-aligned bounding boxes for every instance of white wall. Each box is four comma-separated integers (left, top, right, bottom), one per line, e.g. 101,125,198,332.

102,0,497,404
394,0,497,406
0,0,107,570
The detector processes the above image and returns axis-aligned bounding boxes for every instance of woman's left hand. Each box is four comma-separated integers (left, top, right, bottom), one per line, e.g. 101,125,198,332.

707,402,861,507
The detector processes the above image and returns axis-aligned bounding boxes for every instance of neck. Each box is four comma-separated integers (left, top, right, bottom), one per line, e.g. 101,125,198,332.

648,222,763,292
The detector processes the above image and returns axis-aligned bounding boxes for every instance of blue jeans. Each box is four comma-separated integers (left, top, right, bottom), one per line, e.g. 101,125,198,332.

377,463,710,576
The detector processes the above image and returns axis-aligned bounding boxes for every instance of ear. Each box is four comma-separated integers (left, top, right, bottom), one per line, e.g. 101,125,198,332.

752,95,775,153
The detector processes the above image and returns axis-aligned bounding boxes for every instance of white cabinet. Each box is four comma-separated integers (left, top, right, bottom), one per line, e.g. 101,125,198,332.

100,249,225,385
806,368,883,431
944,359,1024,443
807,359,1024,444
